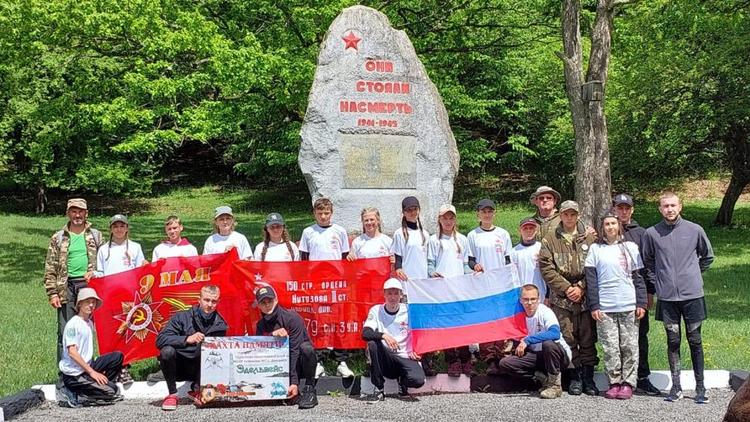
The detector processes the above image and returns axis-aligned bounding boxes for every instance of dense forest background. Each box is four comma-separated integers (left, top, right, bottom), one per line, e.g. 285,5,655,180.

1,0,747,218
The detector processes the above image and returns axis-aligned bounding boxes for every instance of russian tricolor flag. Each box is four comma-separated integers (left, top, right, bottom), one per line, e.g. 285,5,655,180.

405,268,528,354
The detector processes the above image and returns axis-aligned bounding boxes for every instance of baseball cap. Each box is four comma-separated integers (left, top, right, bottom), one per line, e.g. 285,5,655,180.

519,217,540,228
530,186,561,204
438,204,457,216
76,287,103,309
401,196,420,210
383,278,403,291
109,214,129,226
214,206,234,219
560,200,580,213
476,198,495,210
265,212,285,227
66,198,88,211
613,193,634,207
255,286,277,303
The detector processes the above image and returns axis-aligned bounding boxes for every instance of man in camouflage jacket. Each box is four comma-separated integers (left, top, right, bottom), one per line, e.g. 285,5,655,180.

538,200,598,396
44,198,102,362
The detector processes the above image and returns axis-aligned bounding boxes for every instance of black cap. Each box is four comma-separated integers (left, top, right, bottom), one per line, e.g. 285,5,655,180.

255,286,277,302
613,193,634,207
519,217,540,227
401,196,420,210
476,198,495,210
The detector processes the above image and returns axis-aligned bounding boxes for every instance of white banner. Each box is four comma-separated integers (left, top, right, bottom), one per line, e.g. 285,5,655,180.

200,336,289,402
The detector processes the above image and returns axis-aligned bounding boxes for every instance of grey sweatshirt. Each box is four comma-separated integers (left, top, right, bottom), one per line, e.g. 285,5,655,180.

641,217,714,301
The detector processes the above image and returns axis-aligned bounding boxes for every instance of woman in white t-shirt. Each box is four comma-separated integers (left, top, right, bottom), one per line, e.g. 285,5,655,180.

95,214,147,277
427,204,473,377
254,213,300,261
391,196,429,282
348,207,393,261
151,215,199,261
203,205,253,259
584,210,647,400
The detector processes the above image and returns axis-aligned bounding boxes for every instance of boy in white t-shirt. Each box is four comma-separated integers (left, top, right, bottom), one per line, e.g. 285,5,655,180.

299,198,352,378
361,278,426,402
512,217,547,301
467,199,513,272
57,288,124,407
203,206,253,259
496,284,571,399
151,215,199,261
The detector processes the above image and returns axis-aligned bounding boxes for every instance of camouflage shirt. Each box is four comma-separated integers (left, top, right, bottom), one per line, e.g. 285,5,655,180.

43,222,102,303
539,221,595,313
533,209,560,241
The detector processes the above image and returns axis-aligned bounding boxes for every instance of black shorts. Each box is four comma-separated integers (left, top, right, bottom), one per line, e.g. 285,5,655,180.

655,297,707,325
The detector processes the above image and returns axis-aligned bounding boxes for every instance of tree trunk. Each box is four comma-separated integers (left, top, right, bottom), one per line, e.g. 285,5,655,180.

35,185,47,214
558,0,617,226
715,123,750,226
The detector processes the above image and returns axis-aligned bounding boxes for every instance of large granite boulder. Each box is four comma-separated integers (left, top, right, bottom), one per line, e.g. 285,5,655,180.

299,5,459,234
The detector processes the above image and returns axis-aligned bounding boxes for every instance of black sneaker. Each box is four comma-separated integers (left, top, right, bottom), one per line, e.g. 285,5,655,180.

636,378,661,396
363,389,385,403
56,385,80,408
665,386,683,402
398,383,409,397
694,386,709,404
298,385,318,409
146,370,165,383
421,357,437,377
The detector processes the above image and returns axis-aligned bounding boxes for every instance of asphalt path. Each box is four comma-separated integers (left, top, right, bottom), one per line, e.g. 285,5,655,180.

15,389,734,421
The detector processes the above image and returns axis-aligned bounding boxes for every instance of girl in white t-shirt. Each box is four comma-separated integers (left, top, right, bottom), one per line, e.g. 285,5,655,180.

203,205,253,259
95,214,147,277
391,196,430,281
348,207,393,261
427,204,473,377
254,213,300,261
467,198,513,273
585,211,647,400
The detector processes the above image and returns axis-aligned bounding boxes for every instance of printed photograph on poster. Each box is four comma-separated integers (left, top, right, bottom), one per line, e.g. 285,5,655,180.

200,336,289,403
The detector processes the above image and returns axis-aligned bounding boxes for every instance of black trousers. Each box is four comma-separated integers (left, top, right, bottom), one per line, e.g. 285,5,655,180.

444,346,472,364
159,346,200,395
62,351,123,399
296,342,317,387
637,309,650,379
57,277,87,362
366,341,425,390
316,348,350,363
497,340,569,379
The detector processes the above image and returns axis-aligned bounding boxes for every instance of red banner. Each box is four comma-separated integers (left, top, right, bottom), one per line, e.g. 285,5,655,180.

89,250,246,364
234,257,391,349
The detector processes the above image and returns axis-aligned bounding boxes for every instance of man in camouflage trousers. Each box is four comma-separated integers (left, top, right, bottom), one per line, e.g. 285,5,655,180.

44,198,102,362
539,200,598,396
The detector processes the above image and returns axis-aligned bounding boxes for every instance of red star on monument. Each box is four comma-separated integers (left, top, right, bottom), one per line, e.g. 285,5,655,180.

342,31,361,51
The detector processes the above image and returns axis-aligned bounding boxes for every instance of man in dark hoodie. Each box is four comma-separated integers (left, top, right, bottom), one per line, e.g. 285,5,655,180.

642,191,714,404
156,284,228,411
255,285,318,409
613,193,661,396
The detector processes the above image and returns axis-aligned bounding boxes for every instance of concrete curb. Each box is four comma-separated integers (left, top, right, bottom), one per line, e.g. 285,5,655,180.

31,370,734,401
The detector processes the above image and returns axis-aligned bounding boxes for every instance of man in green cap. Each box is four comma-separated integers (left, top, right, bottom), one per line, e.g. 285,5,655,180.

44,198,103,363
538,200,598,396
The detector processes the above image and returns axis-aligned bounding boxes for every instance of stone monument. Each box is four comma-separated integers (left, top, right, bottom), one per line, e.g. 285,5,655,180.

299,5,459,234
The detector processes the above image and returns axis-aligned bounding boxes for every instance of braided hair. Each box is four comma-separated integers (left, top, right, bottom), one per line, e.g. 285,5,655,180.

260,225,295,261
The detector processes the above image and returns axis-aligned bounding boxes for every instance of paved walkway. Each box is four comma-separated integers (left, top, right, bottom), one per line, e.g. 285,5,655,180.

15,388,734,421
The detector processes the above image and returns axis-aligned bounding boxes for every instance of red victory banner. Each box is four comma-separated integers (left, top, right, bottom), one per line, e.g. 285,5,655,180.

88,250,246,364
233,257,391,349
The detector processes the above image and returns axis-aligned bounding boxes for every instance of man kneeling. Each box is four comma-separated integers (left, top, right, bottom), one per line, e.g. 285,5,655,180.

497,284,571,399
255,285,319,409
58,288,123,407
156,284,227,411
362,278,426,402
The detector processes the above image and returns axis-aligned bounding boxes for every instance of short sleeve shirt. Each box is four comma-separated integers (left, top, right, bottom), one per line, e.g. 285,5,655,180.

299,224,350,261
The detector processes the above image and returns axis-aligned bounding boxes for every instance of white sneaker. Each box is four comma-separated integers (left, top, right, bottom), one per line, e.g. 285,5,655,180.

337,361,354,378
315,363,326,379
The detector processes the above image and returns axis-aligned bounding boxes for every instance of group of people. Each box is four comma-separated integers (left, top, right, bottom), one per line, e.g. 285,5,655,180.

43,185,714,409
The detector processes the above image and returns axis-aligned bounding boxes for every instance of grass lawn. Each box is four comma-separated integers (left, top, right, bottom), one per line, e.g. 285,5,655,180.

0,186,748,397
